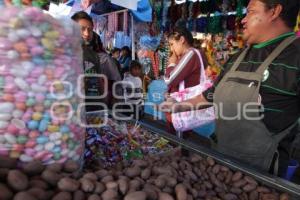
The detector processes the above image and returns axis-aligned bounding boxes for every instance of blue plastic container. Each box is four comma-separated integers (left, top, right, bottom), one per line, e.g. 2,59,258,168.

144,80,167,120
284,159,299,181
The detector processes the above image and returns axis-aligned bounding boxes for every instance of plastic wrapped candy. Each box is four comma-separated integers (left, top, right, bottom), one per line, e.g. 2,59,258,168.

0,7,84,164
84,112,174,168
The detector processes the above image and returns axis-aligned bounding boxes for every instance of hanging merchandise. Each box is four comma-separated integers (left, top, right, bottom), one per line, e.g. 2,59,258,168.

187,1,194,31
114,31,132,48
123,11,129,35
138,34,162,78
131,0,153,22
149,0,163,35
196,17,208,33
192,1,201,18
107,12,118,33
168,0,181,25
153,0,163,22
157,38,170,75
175,1,189,29
111,0,139,10
199,0,210,14
295,13,300,33
226,15,236,30
207,12,223,34
221,0,230,13
91,0,122,15
139,51,159,79
236,0,244,19
91,14,107,35
139,35,161,51
149,12,161,36
134,21,150,40
161,0,171,29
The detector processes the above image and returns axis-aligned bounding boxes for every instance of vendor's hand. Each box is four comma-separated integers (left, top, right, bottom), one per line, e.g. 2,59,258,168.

166,97,177,103
158,97,179,112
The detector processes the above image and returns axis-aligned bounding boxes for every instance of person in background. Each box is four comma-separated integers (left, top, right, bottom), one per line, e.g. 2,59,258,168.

165,27,208,93
122,61,144,120
111,47,120,60
71,11,103,112
164,26,208,134
119,46,132,74
93,34,122,109
110,47,122,78
72,11,121,110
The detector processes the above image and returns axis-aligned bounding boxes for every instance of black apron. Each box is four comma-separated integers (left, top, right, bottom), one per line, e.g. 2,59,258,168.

213,36,298,171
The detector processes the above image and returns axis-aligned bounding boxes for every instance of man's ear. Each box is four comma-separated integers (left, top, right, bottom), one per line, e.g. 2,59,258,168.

270,4,283,21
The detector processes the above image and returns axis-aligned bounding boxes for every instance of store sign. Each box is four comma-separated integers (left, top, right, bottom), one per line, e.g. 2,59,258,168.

111,0,139,11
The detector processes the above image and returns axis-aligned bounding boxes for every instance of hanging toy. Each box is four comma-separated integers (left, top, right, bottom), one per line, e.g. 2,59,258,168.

208,12,222,34
187,1,194,31
295,12,300,35
11,0,47,7
236,0,244,19
162,0,171,29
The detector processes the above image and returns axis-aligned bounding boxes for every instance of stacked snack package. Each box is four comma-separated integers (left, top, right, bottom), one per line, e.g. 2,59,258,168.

84,112,173,168
0,6,84,165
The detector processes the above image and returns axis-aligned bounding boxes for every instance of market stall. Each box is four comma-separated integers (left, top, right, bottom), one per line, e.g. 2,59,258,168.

0,1,300,200
1,111,300,199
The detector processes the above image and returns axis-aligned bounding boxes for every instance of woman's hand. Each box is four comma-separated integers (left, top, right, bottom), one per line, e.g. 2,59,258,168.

168,52,178,65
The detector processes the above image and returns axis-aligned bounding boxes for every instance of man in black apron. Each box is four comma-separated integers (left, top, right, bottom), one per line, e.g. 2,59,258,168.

161,0,300,175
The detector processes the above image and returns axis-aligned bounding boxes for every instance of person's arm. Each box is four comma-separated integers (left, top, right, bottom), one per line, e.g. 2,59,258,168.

164,50,197,89
99,53,122,81
159,93,211,113
160,61,228,113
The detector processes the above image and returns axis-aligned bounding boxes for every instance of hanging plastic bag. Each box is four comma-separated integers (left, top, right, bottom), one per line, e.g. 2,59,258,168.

0,6,84,164
170,49,215,132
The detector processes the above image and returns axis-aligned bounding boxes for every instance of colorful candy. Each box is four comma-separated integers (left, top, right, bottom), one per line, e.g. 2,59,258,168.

0,7,84,165
84,113,173,167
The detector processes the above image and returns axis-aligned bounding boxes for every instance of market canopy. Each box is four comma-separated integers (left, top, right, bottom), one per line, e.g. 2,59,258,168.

62,0,152,22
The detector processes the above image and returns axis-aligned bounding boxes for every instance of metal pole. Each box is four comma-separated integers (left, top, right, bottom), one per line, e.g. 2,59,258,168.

131,13,135,60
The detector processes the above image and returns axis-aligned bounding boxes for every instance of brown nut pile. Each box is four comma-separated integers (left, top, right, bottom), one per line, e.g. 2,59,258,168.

0,153,291,200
